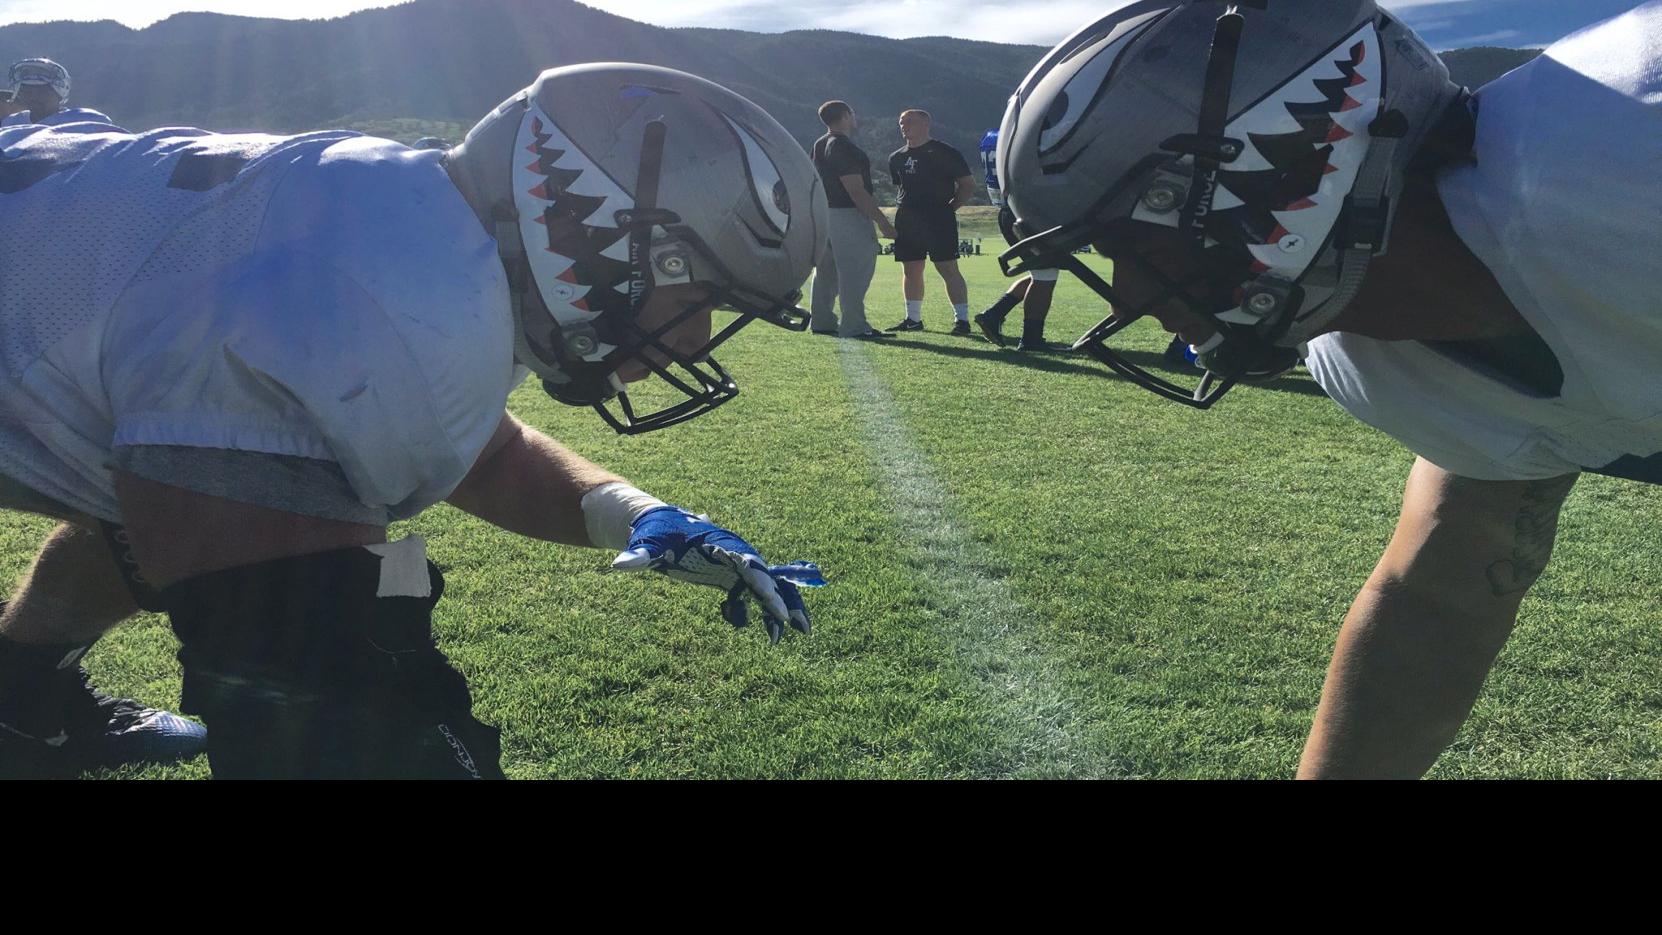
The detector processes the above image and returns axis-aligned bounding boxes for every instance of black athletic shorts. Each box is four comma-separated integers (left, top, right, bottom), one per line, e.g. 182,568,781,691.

893,208,959,263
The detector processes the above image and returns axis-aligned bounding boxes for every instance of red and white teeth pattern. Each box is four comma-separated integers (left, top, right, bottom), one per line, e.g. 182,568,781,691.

1223,21,1383,280
513,105,637,348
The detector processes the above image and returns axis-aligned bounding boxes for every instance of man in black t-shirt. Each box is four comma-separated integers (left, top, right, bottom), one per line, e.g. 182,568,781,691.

886,109,975,335
809,100,896,339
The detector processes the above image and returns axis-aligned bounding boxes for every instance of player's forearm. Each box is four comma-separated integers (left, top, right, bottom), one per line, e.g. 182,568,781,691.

446,415,630,547
848,186,887,225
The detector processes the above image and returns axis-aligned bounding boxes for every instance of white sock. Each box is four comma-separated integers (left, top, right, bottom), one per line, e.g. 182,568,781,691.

906,300,923,321
953,303,969,322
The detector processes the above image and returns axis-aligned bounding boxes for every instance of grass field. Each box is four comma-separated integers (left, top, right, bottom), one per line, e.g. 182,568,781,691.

10,249,1662,779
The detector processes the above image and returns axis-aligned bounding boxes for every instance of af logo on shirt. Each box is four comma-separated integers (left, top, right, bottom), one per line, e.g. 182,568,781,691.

903,156,918,174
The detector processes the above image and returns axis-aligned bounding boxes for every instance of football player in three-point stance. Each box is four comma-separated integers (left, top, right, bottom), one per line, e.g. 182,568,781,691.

0,63,826,778
1000,0,1662,777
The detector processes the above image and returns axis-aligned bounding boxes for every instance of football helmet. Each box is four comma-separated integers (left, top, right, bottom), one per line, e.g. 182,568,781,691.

445,63,826,433
998,1,1465,407
8,58,70,103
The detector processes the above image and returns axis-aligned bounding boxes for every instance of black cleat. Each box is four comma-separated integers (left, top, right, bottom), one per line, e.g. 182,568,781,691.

0,634,205,778
886,319,924,333
851,329,894,339
950,320,973,336
811,328,839,336
973,311,1007,346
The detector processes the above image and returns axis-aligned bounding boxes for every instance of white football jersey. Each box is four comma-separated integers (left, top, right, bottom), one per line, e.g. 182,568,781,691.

1305,1,1662,483
0,122,515,522
0,108,113,129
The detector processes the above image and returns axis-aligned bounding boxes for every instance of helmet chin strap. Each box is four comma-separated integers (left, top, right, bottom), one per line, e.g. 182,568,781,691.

1274,110,1408,344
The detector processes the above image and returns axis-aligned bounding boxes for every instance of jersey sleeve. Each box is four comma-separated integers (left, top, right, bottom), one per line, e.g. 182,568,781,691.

824,138,859,179
103,249,513,520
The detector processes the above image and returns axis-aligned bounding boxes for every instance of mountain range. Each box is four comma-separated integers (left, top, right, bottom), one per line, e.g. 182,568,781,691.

0,0,1543,201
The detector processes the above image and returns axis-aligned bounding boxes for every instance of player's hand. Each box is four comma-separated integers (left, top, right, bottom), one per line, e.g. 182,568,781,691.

611,506,825,644
878,217,897,240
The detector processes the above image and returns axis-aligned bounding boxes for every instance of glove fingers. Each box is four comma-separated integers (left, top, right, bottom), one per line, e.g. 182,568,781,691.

773,578,811,635
721,586,750,629
736,559,792,624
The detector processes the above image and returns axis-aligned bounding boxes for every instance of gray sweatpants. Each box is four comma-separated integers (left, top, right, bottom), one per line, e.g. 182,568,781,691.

810,207,880,336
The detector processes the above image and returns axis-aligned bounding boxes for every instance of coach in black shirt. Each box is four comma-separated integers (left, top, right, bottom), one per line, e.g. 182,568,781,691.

886,109,975,334
810,101,896,338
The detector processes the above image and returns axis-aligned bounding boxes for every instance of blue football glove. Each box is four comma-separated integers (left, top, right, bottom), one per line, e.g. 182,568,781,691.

611,506,826,644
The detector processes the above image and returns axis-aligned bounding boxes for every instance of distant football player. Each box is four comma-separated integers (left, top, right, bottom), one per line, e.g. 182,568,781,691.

885,109,976,335
2,59,111,128
1001,1,1662,777
972,129,1066,353
0,63,827,778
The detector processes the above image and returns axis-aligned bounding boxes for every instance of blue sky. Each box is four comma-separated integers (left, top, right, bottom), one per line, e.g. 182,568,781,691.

0,0,1647,48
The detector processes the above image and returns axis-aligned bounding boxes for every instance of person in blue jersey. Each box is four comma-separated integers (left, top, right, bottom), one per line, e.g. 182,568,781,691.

1,59,111,129
0,63,828,779
1001,1,1662,777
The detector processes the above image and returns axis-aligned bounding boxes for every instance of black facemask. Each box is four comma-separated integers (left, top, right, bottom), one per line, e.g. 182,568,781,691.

999,1,1300,410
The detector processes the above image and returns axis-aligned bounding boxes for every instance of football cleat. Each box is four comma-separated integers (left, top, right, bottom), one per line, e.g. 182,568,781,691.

887,319,924,332
973,310,1008,346
0,630,205,777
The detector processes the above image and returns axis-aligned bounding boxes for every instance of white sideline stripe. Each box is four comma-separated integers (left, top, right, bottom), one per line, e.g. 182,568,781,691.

835,341,1086,777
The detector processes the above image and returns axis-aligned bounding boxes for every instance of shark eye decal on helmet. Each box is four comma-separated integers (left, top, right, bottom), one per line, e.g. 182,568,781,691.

721,113,791,242
1036,12,1168,157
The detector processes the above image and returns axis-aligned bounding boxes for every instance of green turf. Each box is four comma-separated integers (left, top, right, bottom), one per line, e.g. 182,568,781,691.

12,251,1662,778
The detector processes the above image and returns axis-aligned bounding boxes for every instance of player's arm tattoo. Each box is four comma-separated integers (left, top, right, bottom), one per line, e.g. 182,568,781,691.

1484,474,1578,597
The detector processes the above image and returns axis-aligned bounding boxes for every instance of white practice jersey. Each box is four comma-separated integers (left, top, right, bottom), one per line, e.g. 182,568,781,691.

1305,1,1662,484
1,108,113,129
0,120,514,522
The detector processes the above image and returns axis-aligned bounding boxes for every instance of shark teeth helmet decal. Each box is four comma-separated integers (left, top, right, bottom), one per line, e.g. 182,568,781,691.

997,2,1464,409
1128,22,1385,326
514,107,636,362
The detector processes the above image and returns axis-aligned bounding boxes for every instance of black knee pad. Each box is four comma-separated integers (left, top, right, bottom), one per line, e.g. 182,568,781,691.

161,539,503,779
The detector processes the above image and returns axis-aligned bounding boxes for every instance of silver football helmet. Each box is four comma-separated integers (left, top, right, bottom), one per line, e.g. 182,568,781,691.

999,1,1466,407
446,63,826,433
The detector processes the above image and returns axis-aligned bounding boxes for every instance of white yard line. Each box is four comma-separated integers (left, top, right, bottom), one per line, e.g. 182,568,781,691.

836,340,1090,777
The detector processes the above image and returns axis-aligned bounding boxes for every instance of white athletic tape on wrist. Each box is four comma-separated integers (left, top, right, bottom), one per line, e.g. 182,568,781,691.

581,482,669,551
